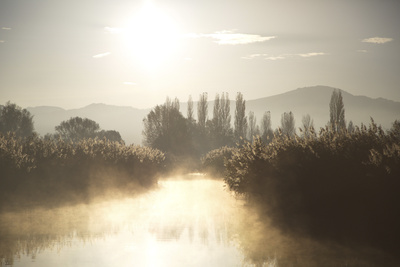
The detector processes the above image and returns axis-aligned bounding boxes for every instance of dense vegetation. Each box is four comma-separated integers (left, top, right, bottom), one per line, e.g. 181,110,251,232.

0,133,165,210
217,121,400,256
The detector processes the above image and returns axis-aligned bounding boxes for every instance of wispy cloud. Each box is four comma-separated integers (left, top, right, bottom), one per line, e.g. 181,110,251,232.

298,52,326,57
187,30,276,45
92,52,111,59
1,27,11,30
243,52,326,60
357,49,368,53
0,40,5,43
241,53,268,59
123,82,136,85
104,27,123,34
362,37,393,44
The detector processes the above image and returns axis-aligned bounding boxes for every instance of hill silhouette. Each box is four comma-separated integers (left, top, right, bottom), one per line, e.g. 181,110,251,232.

27,86,399,144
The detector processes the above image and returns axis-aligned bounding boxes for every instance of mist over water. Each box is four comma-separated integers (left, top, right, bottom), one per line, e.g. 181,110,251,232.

0,174,396,266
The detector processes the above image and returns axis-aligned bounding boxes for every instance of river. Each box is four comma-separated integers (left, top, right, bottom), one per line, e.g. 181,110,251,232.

0,174,396,266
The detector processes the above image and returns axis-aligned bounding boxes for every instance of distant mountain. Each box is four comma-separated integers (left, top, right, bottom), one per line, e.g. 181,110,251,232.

246,86,400,131
27,86,399,144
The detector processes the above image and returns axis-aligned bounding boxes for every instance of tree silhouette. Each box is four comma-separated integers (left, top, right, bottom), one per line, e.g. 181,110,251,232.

187,95,194,122
247,111,259,141
234,92,247,143
347,120,355,134
261,111,273,143
96,130,123,143
143,98,191,156
280,111,296,137
197,92,208,131
55,117,100,142
0,101,35,138
208,93,233,148
301,114,314,138
329,89,346,133
220,92,232,138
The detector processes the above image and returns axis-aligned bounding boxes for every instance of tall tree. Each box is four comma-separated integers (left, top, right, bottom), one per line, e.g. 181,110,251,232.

261,111,273,143
187,95,194,122
55,117,100,142
197,93,208,130
208,93,234,148
220,92,231,136
329,89,346,132
347,120,355,134
301,114,314,138
247,111,259,141
280,111,296,137
143,98,191,156
0,101,35,138
213,93,221,133
234,92,247,142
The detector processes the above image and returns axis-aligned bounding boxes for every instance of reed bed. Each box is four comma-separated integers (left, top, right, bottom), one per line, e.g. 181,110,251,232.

0,133,165,210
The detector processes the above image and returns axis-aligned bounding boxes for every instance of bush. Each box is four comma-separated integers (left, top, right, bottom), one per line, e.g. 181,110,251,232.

0,134,165,210
224,122,400,256
201,146,236,176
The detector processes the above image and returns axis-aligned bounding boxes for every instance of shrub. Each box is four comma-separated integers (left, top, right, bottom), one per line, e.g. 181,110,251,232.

201,146,236,176
224,122,400,256
0,134,165,210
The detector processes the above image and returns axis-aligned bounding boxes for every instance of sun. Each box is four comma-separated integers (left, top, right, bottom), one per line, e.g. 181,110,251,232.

124,1,181,71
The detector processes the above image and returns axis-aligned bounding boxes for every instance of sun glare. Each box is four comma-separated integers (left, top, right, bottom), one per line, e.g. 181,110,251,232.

124,2,181,71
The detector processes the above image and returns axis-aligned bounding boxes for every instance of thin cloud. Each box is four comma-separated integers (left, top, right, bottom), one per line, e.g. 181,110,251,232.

92,52,111,59
265,56,286,60
123,82,136,85
357,49,368,53
1,27,11,30
362,37,393,44
187,30,276,45
0,40,4,43
104,27,123,34
298,52,326,57
242,54,268,59
243,52,326,60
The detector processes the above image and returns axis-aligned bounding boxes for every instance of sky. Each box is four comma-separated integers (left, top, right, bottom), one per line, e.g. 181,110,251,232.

0,0,399,109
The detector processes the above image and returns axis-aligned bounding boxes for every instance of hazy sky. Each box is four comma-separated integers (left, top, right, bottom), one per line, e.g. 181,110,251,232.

1,0,399,109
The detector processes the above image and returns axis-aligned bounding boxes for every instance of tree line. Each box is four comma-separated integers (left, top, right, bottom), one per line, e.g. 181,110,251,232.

0,101,123,143
142,89,355,165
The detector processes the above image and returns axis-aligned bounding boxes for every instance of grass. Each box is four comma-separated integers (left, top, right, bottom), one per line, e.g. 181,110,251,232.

209,122,400,257
0,133,165,210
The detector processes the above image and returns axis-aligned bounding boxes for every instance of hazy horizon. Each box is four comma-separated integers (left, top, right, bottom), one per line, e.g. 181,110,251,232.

1,0,399,109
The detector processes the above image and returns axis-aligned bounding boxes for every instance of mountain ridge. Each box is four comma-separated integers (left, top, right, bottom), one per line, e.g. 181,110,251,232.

25,86,399,144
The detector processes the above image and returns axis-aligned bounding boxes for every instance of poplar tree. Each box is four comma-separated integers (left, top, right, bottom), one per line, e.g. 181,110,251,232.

280,111,296,137
197,93,208,130
234,92,247,142
261,111,273,143
329,89,346,133
187,95,194,122
247,111,259,141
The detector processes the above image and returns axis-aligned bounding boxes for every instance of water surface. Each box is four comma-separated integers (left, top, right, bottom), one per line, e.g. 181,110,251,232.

0,174,396,266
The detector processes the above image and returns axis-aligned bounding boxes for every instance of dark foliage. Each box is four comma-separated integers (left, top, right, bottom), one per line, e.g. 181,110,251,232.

201,146,236,176
223,121,400,257
0,102,35,138
0,133,165,210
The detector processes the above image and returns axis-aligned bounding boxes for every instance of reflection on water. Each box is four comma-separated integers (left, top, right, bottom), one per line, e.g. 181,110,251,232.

1,175,243,267
0,174,398,266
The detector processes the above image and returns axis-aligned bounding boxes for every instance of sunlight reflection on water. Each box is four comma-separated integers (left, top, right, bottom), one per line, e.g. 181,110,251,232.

1,176,246,267
1,175,397,267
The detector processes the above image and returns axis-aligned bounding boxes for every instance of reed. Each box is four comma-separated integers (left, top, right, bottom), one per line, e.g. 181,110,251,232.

0,133,165,210
221,122,400,255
